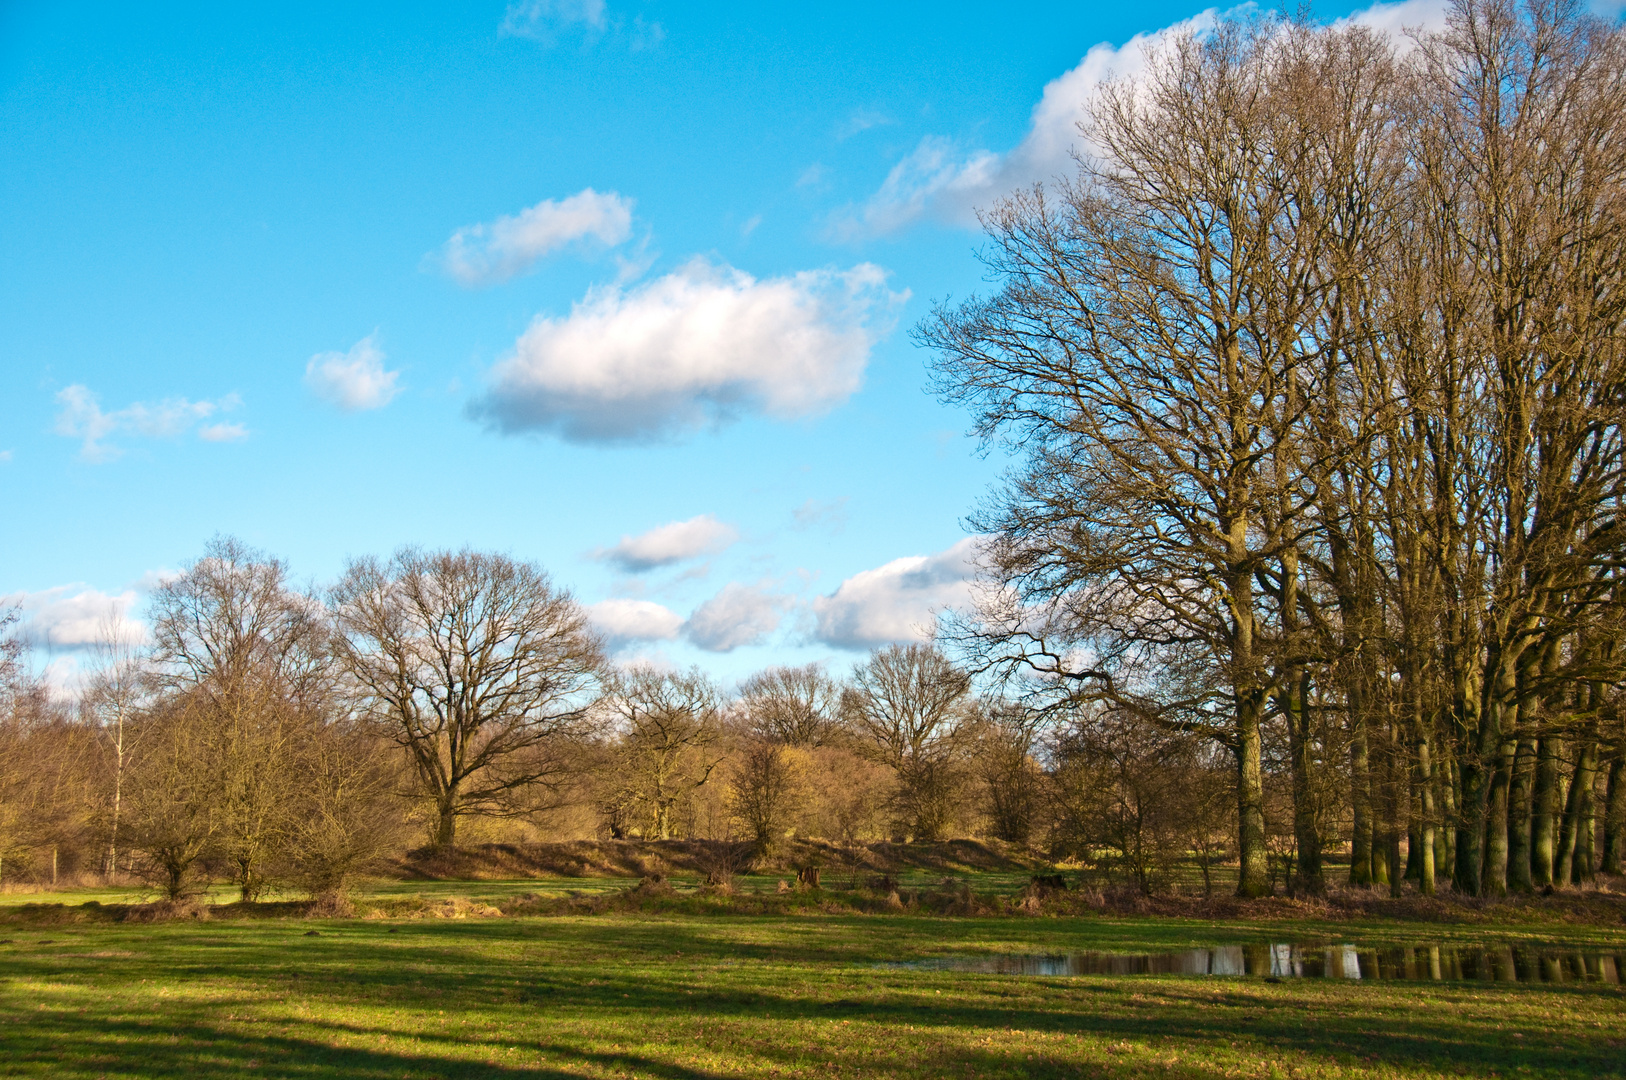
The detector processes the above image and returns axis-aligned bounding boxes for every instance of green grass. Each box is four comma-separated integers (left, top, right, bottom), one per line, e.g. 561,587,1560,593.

0,869,1039,908
1,910,1623,1079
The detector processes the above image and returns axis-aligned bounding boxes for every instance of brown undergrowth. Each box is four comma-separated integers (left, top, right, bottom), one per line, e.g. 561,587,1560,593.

4,872,1621,926
394,838,1038,880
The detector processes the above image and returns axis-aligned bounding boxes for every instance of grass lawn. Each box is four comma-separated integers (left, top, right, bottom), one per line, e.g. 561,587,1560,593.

2,907,1623,1079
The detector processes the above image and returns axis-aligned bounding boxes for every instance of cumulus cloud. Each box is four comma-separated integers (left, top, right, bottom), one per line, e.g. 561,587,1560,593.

587,580,793,654
471,258,905,443
587,597,684,646
54,385,245,462
438,189,635,286
594,514,739,572
839,0,1452,238
684,582,791,653
1,584,148,652
304,335,402,412
811,537,985,650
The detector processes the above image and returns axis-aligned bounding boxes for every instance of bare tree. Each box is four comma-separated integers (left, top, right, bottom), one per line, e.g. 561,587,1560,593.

331,547,605,847
148,536,325,900
1049,705,1203,895
923,18,1410,895
601,668,723,840
122,694,222,900
727,739,805,856
842,644,972,841
974,700,1044,845
280,726,410,905
82,613,148,880
739,664,841,747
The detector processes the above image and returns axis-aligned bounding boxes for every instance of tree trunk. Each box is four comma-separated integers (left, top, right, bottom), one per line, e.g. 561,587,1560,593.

434,802,457,847
1454,678,1488,895
1437,750,1457,887
1416,726,1437,896
1556,736,1598,886
1482,741,1513,896
1506,736,1537,893
1282,671,1324,894
1532,735,1562,886
1350,707,1374,886
1602,752,1624,875
1235,697,1270,898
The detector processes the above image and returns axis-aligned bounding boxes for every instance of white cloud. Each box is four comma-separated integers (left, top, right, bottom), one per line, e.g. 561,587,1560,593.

54,385,244,462
587,598,684,645
811,537,984,650
1,584,148,652
840,0,1453,238
594,514,739,572
304,334,402,412
684,582,791,652
0,450,12,464
471,258,905,443
438,189,636,286
1334,0,1451,38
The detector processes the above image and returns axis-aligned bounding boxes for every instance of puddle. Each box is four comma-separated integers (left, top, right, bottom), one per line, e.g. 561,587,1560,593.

890,944,1626,983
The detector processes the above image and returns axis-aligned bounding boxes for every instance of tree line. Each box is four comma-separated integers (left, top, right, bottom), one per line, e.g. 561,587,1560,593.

922,0,1626,897
0,537,1244,902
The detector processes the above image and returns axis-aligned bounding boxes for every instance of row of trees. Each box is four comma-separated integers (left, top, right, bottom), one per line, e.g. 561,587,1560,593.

0,538,1241,899
923,0,1626,896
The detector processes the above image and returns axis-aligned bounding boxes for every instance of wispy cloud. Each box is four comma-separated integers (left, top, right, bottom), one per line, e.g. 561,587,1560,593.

304,334,401,412
502,0,607,35
793,497,849,532
54,385,245,462
437,189,635,286
501,0,663,50
836,109,894,140
198,422,249,442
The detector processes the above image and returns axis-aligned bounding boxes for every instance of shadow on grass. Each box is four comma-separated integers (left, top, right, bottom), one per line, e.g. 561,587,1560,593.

1,919,1621,1078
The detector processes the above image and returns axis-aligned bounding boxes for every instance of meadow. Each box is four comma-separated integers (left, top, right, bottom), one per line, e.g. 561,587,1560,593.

2,875,1623,1079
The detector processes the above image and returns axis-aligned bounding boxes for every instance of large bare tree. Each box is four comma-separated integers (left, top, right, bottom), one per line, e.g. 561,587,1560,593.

331,547,605,847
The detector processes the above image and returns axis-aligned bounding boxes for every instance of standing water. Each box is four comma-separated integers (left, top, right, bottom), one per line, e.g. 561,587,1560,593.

889,944,1625,982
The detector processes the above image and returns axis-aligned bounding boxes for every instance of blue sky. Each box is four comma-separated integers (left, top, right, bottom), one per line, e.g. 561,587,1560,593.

1,0,1455,688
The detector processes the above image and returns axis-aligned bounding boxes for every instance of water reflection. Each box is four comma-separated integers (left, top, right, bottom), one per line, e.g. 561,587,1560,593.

894,944,1625,983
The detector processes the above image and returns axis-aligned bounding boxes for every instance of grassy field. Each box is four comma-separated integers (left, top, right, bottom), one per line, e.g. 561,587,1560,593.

2,901,1624,1079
